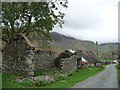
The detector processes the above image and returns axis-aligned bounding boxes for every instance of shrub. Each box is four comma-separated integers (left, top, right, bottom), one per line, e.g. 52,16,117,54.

35,79,48,86
116,65,120,69
54,73,66,81
20,78,35,87
68,72,74,76
76,69,80,72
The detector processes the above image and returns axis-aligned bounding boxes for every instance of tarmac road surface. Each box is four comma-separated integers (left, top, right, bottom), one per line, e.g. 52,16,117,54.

71,64,118,88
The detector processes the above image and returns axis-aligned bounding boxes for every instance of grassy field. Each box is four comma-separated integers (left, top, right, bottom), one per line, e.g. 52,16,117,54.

2,66,105,88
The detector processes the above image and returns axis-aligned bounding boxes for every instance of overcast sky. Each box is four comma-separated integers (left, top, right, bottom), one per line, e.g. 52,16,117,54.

53,0,119,44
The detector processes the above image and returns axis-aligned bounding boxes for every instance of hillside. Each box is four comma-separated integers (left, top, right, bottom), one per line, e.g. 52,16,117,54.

99,43,119,53
51,32,96,52
50,32,119,59
99,43,119,59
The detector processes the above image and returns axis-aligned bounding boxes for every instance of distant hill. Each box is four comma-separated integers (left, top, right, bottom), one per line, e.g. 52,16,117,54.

99,43,119,53
98,43,119,59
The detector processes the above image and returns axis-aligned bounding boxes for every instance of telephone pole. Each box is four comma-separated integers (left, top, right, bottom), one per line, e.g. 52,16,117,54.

96,41,98,60
96,41,100,68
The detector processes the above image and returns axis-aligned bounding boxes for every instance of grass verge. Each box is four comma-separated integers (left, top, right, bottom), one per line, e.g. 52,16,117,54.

2,66,106,88
2,74,25,88
116,65,120,87
42,67,105,88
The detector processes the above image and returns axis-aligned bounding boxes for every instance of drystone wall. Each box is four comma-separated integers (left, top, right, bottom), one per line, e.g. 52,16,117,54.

34,50,55,71
2,34,35,76
60,55,77,74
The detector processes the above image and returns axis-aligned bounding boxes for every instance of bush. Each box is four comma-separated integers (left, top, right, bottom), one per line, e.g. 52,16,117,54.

116,65,120,69
54,73,66,81
68,71,74,76
35,79,48,86
76,69,80,72
20,79,35,87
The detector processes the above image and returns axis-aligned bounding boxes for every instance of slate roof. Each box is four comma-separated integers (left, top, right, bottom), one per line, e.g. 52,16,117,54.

76,50,98,63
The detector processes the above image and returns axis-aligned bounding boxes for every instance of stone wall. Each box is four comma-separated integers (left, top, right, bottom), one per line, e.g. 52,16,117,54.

75,50,82,69
34,50,55,71
54,50,82,74
2,34,35,76
60,55,77,74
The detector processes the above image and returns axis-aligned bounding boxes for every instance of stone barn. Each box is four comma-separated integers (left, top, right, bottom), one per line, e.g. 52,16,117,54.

2,34,55,76
54,49,77,74
54,49,98,74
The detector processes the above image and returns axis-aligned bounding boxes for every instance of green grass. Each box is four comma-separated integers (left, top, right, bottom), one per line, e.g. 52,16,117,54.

116,65,120,87
2,69,64,88
2,74,25,88
0,74,2,89
34,69,60,76
2,66,105,88
42,67,105,88
118,69,120,87
100,59,112,62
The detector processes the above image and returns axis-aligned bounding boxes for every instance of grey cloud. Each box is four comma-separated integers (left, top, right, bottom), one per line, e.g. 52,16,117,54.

62,0,103,30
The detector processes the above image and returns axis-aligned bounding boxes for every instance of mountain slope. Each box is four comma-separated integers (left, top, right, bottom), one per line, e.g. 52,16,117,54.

50,32,119,59
51,32,96,51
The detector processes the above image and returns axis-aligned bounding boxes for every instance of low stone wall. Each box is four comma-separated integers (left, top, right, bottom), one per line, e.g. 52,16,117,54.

60,55,77,74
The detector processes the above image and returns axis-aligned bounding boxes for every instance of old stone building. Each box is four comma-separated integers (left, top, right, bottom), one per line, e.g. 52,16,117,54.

54,49,78,74
76,50,98,67
2,33,99,76
60,55,77,74
54,49,98,74
2,34,55,76
2,34,34,76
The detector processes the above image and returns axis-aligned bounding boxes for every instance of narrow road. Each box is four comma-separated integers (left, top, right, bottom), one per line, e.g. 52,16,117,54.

71,64,118,88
